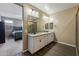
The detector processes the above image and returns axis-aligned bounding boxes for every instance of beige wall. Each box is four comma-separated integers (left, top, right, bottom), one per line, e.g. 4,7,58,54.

52,7,78,46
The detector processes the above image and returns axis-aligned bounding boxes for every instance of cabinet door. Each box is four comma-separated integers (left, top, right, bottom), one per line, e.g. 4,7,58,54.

43,34,48,46
39,35,45,48
48,33,54,44
50,33,54,41
33,37,41,53
48,33,51,44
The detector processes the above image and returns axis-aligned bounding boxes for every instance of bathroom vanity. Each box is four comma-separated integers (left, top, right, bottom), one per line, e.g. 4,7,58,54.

27,7,54,54
28,32,54,54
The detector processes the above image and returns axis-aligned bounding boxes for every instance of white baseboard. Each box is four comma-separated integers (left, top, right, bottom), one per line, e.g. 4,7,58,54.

55,41,76,47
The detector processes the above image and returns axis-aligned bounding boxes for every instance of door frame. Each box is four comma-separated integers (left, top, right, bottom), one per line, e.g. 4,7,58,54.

76,7,79,56
14,3,25,52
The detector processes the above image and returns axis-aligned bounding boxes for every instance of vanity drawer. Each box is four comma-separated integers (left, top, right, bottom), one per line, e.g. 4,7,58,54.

41,35,47,44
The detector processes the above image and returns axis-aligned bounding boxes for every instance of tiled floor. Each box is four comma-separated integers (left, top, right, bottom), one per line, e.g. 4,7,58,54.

0,38,22,56
17,42,76,56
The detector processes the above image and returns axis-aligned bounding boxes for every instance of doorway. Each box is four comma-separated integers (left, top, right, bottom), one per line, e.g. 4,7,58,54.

0,3,23,56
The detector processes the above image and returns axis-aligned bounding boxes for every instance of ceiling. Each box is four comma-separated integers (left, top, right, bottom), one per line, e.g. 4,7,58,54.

30,3,79,15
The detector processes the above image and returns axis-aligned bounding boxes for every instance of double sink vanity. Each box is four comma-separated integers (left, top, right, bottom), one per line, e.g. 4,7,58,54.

27,7,54,54
28,31,54,54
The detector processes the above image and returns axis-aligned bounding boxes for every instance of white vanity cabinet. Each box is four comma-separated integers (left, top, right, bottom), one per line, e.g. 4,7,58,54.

48,33,54,44
33,37,41,53
28,32,54,54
